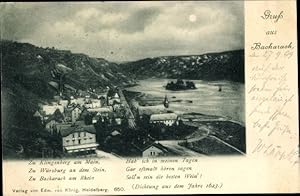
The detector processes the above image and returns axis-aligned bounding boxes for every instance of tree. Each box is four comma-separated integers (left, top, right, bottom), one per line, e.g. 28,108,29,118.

121,118,129,130
95,116,110,144
138,114,150,130
53,109,64,122
176,79,184,86
6,109,59,158
186,81,196,89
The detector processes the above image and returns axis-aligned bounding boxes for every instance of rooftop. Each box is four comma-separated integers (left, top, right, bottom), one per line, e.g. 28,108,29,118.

150,113,178,121
142,142,170,153
88,107,113,113
138,105,168,116
65,103,82,111
114,93,120,98
111,130,121,136
33,111,42,117
60,122,96,137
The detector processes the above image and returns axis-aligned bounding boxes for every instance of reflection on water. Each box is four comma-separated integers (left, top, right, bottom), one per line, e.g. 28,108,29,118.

126,79,245,124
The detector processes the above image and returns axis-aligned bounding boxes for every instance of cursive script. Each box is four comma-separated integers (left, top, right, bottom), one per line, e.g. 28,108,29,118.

248,44,298,166
252,138,299,166
261,10,284,23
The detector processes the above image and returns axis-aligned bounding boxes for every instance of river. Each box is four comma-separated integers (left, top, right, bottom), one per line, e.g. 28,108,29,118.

126,79,245,124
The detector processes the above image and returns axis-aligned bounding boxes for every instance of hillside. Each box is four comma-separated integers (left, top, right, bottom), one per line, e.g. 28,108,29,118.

120,50,244,83
1,40,135,108
1,40,134,92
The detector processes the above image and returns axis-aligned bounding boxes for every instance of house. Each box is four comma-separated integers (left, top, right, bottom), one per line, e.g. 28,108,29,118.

41,113,51,121
108,92,121,106
114,117,122,125
137,105,168,119
45,119,59,134
71,106,82,123
91,99,101,108
92,115,109,124
33,110,43,121
109,130,122,149
60,122,99,155
84,99,101,109
92,116,98,124
131,140,170,157
111,130,121,137
76,97,85,106
112,101,123,112
64,104,82,123
149,113,179,126
42,104,64,115
69,96,77,104
78,108,90,121
142,142,169,157
44,109,65,134
87,106,113,117
106,112,124,126
99,96,107,107
55,123,72,133
58,99,69,107
52,108,65,121
83,100,93,109
91,100,101,108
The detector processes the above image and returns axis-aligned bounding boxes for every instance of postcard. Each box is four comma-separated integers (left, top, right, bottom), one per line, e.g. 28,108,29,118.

1,1,299,195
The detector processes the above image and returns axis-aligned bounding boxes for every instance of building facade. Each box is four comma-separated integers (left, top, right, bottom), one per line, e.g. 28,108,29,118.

149,113,178,126
42,105,64,115
61,124,99,155
142,142,169,157
108,92,121,106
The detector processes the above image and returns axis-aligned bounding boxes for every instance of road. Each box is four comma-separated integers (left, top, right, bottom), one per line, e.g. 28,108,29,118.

209,135,245,155
118,89,136,129
159,140,205,156
182,117,245,127
184,125,210,142
158,126,210,156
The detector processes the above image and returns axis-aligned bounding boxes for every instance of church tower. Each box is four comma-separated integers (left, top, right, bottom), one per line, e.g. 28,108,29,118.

163,95,169,108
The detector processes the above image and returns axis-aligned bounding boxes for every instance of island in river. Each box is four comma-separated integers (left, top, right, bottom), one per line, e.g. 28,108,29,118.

166,79,196,91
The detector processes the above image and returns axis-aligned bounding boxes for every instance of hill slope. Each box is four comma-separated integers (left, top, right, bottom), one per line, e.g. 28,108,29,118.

120,50,244,83
1,40,134,94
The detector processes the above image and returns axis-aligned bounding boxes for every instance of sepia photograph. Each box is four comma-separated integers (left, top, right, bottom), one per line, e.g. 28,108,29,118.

1,1,245,159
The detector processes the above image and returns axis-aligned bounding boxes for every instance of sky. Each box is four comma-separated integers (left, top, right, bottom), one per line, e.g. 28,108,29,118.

1,1,244,62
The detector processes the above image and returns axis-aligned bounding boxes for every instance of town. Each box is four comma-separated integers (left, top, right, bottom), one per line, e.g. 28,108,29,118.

33,84,195,158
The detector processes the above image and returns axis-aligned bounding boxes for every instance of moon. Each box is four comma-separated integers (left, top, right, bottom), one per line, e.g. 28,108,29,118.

189,14,197,22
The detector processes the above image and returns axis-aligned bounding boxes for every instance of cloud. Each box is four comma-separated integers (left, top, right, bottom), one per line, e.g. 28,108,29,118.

71,6,160,34
1,1,244,61
118,7,160,33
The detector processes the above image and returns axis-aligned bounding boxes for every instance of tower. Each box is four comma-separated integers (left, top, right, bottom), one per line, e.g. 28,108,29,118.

163,95,169,108
58,74,64,97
